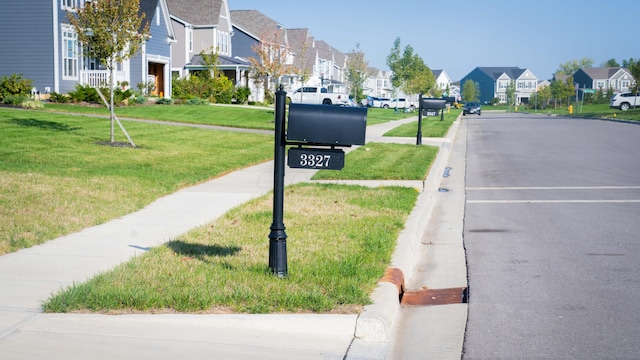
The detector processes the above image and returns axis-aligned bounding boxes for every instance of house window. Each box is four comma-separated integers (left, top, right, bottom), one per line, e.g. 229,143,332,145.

62,24,78,79
62,0,84,10
188,27,193,53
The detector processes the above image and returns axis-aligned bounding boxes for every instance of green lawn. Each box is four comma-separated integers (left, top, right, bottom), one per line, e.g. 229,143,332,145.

0,107,272,254
43,103,418,130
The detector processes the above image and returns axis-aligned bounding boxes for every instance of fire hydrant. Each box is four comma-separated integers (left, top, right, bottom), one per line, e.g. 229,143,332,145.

568,105,573,114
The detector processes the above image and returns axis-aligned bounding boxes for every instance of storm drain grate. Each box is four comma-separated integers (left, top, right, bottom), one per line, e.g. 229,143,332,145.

381,268,468,306
400,287,468,306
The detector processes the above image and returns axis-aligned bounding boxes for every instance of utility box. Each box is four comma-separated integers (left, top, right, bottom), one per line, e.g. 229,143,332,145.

287,103,367,146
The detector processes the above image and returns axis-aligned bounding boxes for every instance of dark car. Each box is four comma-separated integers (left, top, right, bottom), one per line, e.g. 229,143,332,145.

463,102,481,115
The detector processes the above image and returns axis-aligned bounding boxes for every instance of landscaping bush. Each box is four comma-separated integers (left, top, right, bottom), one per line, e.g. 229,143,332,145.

186,97,209,105
211,75,234,104
0,74,33,102
48,92,70,103
234,86,251,104
68,84,100,103
21,100,44,110
2,94,28,105
156,97,173,105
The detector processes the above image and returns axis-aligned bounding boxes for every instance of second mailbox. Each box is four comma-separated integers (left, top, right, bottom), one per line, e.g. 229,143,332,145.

287,103,367,146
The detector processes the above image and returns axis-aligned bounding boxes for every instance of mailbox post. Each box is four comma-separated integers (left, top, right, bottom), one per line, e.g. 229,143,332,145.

269,86,288,278
268,87,367,278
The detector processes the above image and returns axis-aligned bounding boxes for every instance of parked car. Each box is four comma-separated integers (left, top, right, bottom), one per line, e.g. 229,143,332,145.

362,96,389,107
381,98,417,110
609,92,640,111
287,87,349,106
462,102,481,115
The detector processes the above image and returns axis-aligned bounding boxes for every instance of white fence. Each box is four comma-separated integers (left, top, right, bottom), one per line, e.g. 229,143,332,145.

80,70,127,88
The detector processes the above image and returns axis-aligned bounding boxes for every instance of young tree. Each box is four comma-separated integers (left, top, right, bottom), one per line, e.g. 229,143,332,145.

602,58,620,68
386,37,435,101
506,80,516,110
461,80,479,102
624,58,640,93
248,28,290,103
290,32,312,98
67,0,149,145
556,57,594,75
346,43,369,105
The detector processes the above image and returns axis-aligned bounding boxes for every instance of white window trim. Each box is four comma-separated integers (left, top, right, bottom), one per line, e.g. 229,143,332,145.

62,24,79,80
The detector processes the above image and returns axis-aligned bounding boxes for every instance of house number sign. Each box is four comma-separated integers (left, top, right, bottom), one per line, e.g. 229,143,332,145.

287,148,344,170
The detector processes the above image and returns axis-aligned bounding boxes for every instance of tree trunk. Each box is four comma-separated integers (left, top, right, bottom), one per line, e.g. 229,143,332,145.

110,66,115,143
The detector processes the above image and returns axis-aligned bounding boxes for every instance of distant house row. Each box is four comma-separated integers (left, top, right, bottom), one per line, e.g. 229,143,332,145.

0,0,458,103
460,66,636,105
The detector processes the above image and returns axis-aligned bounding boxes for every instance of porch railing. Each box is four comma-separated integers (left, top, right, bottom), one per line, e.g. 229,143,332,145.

80,70,127,88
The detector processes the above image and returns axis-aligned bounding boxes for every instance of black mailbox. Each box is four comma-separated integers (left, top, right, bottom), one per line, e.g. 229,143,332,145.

287,103,367,146
421,98,446,110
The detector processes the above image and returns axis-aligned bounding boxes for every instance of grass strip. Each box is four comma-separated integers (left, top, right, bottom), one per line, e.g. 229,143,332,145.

312,142,438,181
43,183,419,314
384,108,460,138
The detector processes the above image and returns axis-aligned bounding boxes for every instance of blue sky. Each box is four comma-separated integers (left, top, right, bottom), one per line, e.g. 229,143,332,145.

230,0,638,81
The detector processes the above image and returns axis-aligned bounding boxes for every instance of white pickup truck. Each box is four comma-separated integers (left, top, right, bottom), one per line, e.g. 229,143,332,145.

287,86,350,106
380,97,418,111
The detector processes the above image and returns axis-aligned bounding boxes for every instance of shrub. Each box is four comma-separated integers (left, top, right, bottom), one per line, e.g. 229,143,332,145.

186,97,209,105
234,86,251,104
2,94,28,105
212,75,234,104
132,95,147,104
156,97,173,105
21,100,44,110
0,74,33,101
48,92,70,103
68,84,100,103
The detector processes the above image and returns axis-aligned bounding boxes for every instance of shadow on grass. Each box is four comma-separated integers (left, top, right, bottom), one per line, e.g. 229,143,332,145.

9,118,81,131
167,240,241,261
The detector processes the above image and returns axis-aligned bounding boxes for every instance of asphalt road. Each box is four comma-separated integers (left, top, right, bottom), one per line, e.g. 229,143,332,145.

461,113,640,359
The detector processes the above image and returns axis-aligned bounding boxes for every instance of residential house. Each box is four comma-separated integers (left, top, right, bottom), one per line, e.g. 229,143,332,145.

167,0,250,87
0,0,175,97
231,9,350,100
432,69,452,93
460,66,538,104
572,67,635,93
285,28,316,90
230,9,289,102
363,67,392,98
312,40,347,90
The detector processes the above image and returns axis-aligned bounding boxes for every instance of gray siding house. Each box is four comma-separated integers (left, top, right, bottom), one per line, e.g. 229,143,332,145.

573,67,634,93
0,0,175,97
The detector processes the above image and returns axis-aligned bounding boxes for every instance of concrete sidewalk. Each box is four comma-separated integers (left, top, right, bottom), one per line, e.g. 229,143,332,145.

0,115,466,359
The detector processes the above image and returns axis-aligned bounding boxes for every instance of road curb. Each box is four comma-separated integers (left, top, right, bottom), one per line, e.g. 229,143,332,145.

353,116,462,343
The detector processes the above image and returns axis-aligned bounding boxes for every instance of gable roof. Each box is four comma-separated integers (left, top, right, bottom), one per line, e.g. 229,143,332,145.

477,67,527,80
579,67,627,80
140,0,175,40
287,28,315,71
166,0,223,25
230,10,283,40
